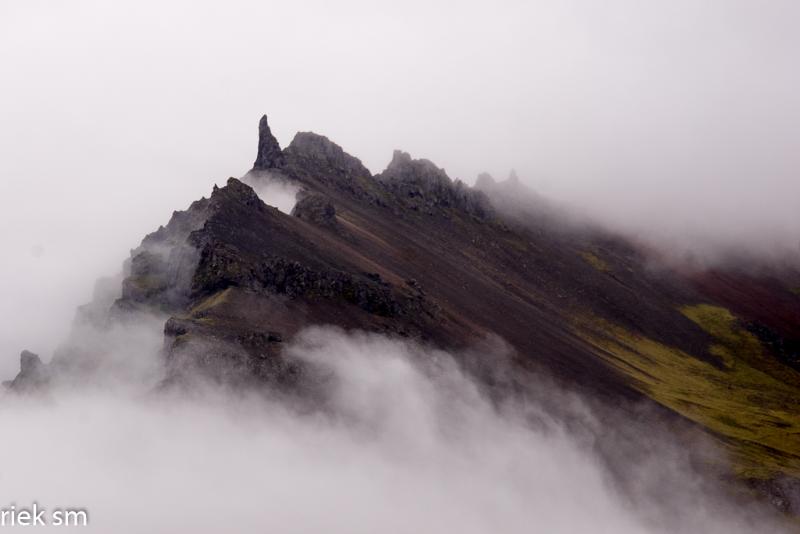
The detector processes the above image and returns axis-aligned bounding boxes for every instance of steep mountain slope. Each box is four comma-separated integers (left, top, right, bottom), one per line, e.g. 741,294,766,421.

10,115,800,511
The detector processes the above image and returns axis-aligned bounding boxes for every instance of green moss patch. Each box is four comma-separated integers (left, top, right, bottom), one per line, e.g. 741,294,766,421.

579,305,800,479
129,275,165,291
190,288,233,316
580,251,610,273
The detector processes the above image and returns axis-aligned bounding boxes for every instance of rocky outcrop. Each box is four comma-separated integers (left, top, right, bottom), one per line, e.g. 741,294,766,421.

377,150,493,218
474,168,575,233
281,132,385,205
291,192,339,230
253,114,285,170
117,199,207,313
187,182,426,319
5,350,49,392
101,173,441,385
285,132,370,180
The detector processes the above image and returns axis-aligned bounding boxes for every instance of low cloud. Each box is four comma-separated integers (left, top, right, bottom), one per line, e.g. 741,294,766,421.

244,171,301,215
0,324,788,533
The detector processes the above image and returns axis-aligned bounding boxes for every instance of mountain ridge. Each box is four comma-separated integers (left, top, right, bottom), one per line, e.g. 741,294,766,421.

9,114,800,513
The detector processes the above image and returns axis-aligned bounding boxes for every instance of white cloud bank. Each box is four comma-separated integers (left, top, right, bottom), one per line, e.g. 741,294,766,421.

0,326,787,533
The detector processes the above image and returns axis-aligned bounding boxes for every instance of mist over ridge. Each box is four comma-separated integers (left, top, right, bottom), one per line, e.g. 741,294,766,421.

0,322,789,533
3,1,800,532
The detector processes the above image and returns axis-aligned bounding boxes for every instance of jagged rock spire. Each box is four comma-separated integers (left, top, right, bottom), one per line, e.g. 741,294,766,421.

253,114,285,169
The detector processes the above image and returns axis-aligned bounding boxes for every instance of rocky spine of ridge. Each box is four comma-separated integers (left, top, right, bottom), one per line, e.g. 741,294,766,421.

117,195,212,313
8,113,795,393
280,131,385,206
291,192,339,230
376,150,493,218
9,114,800,397
248,116,494,218
121,170,438,385
8,114,800,515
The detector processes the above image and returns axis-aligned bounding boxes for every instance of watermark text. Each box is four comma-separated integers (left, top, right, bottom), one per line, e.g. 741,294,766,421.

1,504,88,527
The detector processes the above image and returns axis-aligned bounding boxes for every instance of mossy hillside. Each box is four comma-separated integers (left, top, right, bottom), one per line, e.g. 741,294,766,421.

581,251,610,273
579,304,800,479
128,275,165,290
681,304,800,391
169,288,235,328
189,288,232,316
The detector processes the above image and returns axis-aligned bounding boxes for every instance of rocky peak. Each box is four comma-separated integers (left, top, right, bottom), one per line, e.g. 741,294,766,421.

291,192,339,230
285,132,371,179
377,150,491,218
210,177,265,210
389,149,412,167
119,178,269,313
379,150,452,188
253,115,285,170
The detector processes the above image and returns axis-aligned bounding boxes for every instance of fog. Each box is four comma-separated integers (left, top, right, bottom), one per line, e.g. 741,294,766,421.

246,171,301,214
0,323,787,532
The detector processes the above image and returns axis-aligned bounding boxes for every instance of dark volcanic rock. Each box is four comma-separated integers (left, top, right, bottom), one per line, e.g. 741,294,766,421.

118,209,204,312
747,476,800,514
291,192,338,229
108,174,441,384
747,321,800,370
377,150,492,218
187,181,421,319
253,114,285,170
161,314,307,390
281,132,385,205
285,132,370,180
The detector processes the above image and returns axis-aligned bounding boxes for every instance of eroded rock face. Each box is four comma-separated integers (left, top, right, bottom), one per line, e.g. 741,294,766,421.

90,173,439,386
118,198,207,312
6,350,49,392
377,150,493,218
285,132,370,180
282,131,386,205
253,114,285,170
186,181,428,319
291,192,338,229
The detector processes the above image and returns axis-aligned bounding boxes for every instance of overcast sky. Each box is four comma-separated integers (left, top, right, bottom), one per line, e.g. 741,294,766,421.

1,0,799,371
